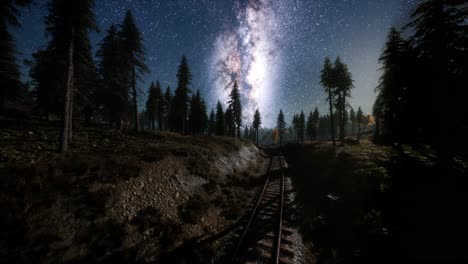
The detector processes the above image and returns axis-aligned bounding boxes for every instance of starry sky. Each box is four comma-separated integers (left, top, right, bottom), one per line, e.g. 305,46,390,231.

14,0,417,127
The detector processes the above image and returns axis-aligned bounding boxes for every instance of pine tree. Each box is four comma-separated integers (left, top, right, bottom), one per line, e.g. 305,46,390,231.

375,27,410,148
228,81,242,137
299,111,306,143
276,109,286,145
215,101,225,136
172,55,192,134
292,114,299,142
405,0,467,164
349,107,356,136
320,57,336,146
0,0,31,111
333,57,353,145
372,94,383,143
74,31,98,124
253,109,261,145
208,109,215,135
30,49,62,119
163,86,172,131
306,111,314,141
45,0,98,152
243,125,249,139
225,106,235,137
188,94,196,134
356,107,363,140
145,82,157,130
200,97,208,134
119,10,148,133
153,81,163,130
96,24,127,128
312,107,320,140
188,89,206,135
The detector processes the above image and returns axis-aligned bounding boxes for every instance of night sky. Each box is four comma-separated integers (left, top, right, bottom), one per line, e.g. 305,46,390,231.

14,0,417,127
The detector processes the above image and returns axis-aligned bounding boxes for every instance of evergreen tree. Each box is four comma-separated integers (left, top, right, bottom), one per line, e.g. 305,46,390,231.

243,125,249,139
298,111,306,143
350,107,356,136
29,49,62,119
208,109,215,135
74,30,98,124
171,55,192,134
249,126,256,142
215,101,225,136
276,109,286,145
119,10,148,133
163,86,172,131
356,107,364,140
188,93,196,134
312,107,320,140
228,81,242,137
405,0,467,163
292,114,299,142
333,57,353,145
153,81,163,130
45,0,98,152
372,94,383,142
0,0,31,110
253,109,262,146
200,97,208,134
375,27,410,148
145,82,157,130
96,24,127,128
225,106,235,137
320,57,336,146
188,89,207,135
306,110,320,141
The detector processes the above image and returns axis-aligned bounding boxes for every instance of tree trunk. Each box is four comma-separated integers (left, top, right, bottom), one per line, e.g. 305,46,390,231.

374,118,380,142
358,123,361,141
60,30,74,153
69,74,74,141
328,90,336,146
339,93,345,146
132,67,139,133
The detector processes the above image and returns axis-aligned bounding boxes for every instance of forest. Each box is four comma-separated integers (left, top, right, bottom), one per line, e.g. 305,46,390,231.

1,0,467,263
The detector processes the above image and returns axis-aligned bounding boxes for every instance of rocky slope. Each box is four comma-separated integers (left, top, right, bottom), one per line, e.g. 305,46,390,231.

0,117,268,263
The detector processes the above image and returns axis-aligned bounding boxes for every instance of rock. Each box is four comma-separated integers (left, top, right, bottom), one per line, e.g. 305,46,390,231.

175,192,180,199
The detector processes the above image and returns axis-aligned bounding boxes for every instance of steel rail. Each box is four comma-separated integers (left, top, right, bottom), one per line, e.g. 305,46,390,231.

232,156,274,262
274,157,285,264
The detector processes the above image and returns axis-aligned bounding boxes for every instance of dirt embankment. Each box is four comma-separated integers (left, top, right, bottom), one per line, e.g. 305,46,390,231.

0,118,268,263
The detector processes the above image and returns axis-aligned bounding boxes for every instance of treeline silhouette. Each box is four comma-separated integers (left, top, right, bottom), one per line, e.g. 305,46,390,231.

271,106,369,145
373,0,467,163
0,0,262,151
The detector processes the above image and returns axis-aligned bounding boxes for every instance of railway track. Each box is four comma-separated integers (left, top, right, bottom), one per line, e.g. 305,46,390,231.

232,156,294,264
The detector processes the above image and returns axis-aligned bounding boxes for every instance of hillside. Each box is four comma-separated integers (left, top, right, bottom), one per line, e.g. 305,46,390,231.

0,117,268,263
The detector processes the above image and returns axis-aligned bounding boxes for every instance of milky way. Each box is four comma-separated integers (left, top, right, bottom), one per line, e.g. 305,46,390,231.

210,0,281,126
